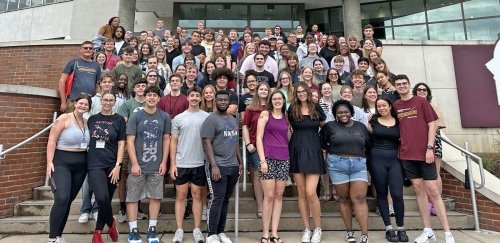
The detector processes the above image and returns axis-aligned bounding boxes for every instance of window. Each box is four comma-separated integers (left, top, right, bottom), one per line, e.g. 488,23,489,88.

393,24,427,40
427,0,463,22
466,17,500,40
463,0,500,19
361,2,391,28
391,0,426,25
429,21,465,40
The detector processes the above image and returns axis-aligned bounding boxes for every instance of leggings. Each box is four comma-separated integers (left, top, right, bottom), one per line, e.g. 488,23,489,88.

49,150,87,238
205,164,239,236
88,166,117,231
369,148,405,227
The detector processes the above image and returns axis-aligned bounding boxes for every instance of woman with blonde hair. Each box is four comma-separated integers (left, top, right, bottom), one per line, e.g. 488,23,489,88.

300,66,319,92
154,46,173,80
200,85,216,113
276,70,294,109
347,35,363,58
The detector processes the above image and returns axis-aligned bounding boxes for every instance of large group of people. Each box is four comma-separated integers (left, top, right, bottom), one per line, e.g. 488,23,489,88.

46,16,454,243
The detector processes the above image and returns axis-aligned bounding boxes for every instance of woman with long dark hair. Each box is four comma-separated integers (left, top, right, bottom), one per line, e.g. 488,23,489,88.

98,17,120,39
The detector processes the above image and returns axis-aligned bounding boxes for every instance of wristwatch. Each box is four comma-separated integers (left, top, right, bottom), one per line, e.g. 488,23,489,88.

426,145,433,150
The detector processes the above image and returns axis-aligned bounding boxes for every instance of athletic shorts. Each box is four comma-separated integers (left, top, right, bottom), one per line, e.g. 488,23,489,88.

401,160,437,180
174,165,207,186
126,173,164,202
327,154,368,184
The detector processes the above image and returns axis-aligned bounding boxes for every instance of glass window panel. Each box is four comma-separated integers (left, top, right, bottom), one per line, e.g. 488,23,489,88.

382,27,394,40
18,0,29,8
31,0,43,6
466,17,500,40
427,0,463,22
429,21,465,40
463,0,500,19
393,24,427,40
361,2,391,28
391,0,426,25
178,4,206,20
6,0,18,11
305,9,329,33
329,7,344,33
0,0,7,12
207,20,248,29
178,20,201,28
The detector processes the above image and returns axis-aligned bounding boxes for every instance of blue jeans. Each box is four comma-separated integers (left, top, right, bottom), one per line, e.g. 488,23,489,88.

327,154,368,184
80,176,99,213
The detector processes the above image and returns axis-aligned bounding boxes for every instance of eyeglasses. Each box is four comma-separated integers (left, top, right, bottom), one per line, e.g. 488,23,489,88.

102,99,116,103
82,47,93,50
148,75,157,77
417,88,427,92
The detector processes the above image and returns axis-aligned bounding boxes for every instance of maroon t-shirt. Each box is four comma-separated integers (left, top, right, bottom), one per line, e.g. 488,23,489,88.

394,96,438,161
242,106,264,145
157,94,189,119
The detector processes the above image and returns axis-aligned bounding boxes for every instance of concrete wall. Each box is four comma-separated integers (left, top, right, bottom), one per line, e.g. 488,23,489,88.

69,0,119,40
0,1,73,42
383,40,499,153
134,12,159,33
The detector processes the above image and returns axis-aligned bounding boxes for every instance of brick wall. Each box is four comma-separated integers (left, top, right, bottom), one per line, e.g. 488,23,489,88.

0,44,80,90
441,170,500,231
0,93,59,218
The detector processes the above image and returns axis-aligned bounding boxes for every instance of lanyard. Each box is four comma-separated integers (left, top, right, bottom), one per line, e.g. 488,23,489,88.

72,111,86,140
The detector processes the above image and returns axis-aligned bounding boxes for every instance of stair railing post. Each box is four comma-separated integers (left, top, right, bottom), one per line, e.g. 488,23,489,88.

465,142,481,232
0,144,4,165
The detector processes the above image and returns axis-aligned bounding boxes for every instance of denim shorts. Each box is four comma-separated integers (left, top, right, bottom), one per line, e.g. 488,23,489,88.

246,149,259,171
327,154,368,185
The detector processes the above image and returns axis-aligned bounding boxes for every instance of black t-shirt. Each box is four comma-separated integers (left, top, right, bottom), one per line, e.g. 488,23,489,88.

87,113,127,169
166,48,182,69
321,120,370,157
369,117,400,150
238,93,253,113
255,70,276,88
191,44,206,57
319,48,337,68
360,38,383,48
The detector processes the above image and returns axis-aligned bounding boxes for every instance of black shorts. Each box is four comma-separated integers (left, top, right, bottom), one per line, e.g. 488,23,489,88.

402,160,437,180
174,165,207,186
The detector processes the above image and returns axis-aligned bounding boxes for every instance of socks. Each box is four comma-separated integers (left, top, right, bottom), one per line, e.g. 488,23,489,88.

129,220,138,231
149,219,158,228
385,225,393,231
398,226,405,231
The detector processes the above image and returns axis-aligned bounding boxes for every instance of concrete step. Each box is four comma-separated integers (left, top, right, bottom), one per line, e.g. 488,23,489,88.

15,196,430,217
33,184,416,200
0,212,474,234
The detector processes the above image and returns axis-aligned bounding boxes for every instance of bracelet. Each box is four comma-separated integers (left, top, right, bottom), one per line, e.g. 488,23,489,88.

246,143,252,147
115,162,122,167
259,160,267,165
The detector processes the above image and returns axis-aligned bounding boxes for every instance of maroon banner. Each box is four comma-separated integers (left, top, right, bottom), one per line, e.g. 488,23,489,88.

452,43,500,127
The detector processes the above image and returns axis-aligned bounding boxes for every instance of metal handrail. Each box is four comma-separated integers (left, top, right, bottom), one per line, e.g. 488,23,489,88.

0,112,57,165
440,133,485,232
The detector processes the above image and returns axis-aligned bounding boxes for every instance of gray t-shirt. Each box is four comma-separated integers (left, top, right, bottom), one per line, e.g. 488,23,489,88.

171,110,210,168
201,112,239,167
63,58,101,100
126,109,171,173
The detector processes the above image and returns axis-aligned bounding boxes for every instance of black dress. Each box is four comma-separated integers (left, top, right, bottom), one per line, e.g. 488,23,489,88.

288,104,326,174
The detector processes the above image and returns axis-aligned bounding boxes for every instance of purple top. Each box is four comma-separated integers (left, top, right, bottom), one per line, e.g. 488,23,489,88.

263,112,289,160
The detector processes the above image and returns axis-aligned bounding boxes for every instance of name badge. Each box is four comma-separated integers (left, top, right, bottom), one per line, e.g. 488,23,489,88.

96,140,105,149
80,142,88,149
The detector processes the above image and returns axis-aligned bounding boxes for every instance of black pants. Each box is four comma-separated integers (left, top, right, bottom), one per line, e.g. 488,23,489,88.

49,150,87,238
369,148,405,227
88,166,117,231
205,164,239,236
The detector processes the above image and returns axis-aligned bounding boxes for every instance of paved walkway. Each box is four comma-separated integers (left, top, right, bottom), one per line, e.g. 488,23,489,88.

1,230,499,243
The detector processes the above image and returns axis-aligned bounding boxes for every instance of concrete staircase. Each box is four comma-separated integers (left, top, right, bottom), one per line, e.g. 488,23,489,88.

0,179,474,234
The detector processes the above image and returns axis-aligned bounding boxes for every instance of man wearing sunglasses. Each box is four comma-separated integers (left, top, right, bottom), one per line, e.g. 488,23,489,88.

59,41,101,113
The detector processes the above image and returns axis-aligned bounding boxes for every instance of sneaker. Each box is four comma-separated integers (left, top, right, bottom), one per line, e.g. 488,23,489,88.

360,234,369,243
93,212,99,221
206,235,220,243
92,230,103,243
108,217,119,242
414,230,436,243
310,227,322,243
389,204,395,217
118,209,127,223
445,234,455,243
54,237,67,243
193,228,205,243
218,233,232,243
138,211,148,220
202,206,208,221
147,226,160,243
345,231,356,243
172,228,184,243
301,228,312,243
398,229,409,242
128,228,142,243
375,207,381,216
78,213,90,223
385,229,398,242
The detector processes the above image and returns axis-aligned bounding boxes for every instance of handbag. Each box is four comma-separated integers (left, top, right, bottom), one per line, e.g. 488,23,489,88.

65,59,78,97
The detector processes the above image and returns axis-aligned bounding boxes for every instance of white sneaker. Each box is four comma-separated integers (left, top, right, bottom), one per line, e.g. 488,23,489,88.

301,228,312,243
54,237,67,243
346,231,356,243
445,234,455,243
138,211,148,220
117,209,127,223
172,228,184,243
92,212,98,221
206,235,221,243
202,206,208,221
193,228,205,243
218,233,232,243
414,230,436,243
311,227,322,243
78,213,89,223
389,204,395,216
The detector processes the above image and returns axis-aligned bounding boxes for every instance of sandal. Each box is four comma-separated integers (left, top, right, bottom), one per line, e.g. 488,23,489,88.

331,192,339,202
256,211,262,218
319,194,331,201
270,236,283,243
261,237,269,243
